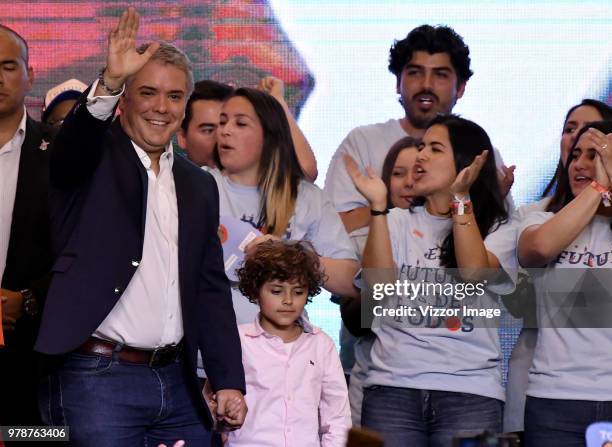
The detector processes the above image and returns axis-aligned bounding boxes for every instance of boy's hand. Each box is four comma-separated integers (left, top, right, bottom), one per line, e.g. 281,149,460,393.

157,441,185,447
216,389,247,429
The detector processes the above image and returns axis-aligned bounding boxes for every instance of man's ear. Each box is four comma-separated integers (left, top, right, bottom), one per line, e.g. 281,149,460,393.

456,80,466,100
177,127,187,149
26,66,34,92
118,94,126,113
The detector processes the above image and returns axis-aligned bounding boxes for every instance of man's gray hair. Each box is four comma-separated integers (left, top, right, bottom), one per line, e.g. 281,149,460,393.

128,41,194,94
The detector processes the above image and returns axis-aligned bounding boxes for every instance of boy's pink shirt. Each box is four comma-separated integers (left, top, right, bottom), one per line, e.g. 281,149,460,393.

226,315,351,447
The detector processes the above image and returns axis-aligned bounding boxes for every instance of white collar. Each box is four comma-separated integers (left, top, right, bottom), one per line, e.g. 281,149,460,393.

131,140,174,171
0,106,27,155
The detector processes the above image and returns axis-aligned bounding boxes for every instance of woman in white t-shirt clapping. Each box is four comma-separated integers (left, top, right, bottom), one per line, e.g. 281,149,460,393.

344,114,516,447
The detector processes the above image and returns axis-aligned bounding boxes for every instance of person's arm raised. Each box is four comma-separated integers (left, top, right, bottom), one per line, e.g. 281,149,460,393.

343,154,396,295
50,7,160,189
450,151,502,271
519,154,610,267
257,76,318,181
343,155,394,270
95,7,159,96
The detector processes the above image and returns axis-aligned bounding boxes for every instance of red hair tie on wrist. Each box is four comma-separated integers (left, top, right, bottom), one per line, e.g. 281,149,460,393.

590,181,612,207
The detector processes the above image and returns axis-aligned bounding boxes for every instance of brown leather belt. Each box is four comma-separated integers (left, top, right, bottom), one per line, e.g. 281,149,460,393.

77,337,183,368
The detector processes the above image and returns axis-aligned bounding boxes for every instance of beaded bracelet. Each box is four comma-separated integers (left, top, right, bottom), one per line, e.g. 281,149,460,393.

98,67,123,96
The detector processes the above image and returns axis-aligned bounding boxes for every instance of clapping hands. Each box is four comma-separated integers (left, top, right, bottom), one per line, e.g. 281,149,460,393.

450,150,489,198
343,154,388,211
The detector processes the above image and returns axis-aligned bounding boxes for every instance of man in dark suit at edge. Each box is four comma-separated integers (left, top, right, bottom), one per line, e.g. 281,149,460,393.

35,8,246,446
0,24,53,428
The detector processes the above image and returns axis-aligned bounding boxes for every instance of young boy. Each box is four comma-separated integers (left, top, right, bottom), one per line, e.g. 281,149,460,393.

229,240,351,446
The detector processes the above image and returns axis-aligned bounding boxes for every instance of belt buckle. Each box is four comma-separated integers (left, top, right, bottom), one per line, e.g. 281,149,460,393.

149,344,178,367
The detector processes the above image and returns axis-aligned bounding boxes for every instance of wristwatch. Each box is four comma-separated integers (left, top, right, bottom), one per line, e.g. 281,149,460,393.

21,289,39,316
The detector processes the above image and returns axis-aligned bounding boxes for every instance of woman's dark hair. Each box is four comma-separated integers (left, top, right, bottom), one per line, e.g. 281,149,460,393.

542,99,612,197
381,136,420,209
237,240,325,304
425,115,508,268
230,88,305,236
547,120,612,213
388,25,473,86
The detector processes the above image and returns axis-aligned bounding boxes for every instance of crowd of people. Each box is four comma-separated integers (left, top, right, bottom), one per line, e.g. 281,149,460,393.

1,6,611,447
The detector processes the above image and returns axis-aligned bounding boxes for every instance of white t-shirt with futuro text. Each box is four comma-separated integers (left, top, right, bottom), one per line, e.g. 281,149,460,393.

519,211,612,401
365,206,517,401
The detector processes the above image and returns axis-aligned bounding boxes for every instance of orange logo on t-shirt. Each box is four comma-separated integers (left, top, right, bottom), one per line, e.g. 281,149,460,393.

218,224,229,244
445,316,461,331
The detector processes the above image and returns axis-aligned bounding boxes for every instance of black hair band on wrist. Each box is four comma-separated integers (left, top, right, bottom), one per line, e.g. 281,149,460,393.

370,208,389,216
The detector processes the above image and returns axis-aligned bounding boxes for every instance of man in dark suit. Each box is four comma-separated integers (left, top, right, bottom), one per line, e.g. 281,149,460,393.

0,25,53,427
35,8,246,446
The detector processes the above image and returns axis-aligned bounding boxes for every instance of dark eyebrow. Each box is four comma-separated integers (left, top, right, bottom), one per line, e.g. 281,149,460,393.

430,140,447,147
0,59,18,65
405,63,424,70
405,63,453,72
197,122,217,129
219,112,254,121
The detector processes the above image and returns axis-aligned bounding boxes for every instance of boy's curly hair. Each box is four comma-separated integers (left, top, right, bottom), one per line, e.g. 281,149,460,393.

237,240,325,304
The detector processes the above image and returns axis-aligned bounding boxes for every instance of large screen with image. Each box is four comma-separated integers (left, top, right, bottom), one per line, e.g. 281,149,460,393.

3,0,611,381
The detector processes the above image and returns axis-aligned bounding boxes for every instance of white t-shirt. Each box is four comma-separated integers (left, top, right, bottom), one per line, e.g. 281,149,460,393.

365,206,517,401
502,196,550,432
324,119,407,213
519,211,612,401
513,197,551,220
208,168,357,324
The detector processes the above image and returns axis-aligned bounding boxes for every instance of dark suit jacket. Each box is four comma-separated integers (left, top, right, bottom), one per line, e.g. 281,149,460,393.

34,92,245,424
1,116,53,350
0,116,53,425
